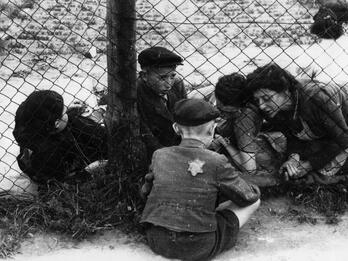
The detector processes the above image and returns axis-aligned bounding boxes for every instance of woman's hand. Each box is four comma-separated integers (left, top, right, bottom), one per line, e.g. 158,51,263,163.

68,101,88,115
213,134,229,147
280,154,312,181
208,134,229,152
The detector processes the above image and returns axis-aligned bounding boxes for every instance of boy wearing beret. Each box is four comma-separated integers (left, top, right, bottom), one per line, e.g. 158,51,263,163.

141,99,260,261
137,46,187,160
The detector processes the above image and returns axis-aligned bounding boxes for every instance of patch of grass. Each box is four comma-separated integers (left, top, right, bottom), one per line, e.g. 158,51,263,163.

288,182,348,218
261,181,348,225
0,169,145,258
285,208,318,225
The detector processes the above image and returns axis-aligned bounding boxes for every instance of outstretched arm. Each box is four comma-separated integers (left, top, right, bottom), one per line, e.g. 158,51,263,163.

217,155,260,207
317,148,348,176
212,135,257,173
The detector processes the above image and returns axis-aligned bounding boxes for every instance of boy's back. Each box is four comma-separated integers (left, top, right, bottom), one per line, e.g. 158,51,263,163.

142,138,260,233
141,98,260,261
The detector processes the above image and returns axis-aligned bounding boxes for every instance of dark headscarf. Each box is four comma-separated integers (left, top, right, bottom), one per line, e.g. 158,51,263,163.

13,90,64,149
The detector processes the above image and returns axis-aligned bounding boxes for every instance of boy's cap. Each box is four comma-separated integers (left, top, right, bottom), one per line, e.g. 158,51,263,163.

174,99,220,126
138,47,183,68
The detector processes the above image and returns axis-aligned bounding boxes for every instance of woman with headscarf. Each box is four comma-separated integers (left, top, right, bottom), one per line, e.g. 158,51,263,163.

13,90,108,186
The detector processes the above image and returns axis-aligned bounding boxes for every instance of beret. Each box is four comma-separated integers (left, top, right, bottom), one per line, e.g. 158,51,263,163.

173,98,220,126
138,46,183,68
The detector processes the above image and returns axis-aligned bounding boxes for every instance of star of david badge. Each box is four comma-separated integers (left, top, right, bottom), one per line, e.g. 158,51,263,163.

188,158,205,177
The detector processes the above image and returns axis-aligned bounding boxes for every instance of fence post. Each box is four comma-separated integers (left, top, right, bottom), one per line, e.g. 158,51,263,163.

106,0,146,210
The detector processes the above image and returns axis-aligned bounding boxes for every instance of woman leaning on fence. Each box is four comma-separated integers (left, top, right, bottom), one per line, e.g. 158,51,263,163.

247,63,348,184
13,90,108,187
211,73,286,187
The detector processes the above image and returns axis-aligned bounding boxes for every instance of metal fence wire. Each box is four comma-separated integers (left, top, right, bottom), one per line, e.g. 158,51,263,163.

1,0,348,197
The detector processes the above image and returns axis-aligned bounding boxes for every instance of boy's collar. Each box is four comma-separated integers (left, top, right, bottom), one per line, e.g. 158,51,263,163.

180,138,206,148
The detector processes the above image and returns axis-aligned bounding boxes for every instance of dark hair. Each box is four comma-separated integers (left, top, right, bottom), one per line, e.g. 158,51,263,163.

13,90,64,148
246,63,299,94
310,5,344,39
215,73,248,107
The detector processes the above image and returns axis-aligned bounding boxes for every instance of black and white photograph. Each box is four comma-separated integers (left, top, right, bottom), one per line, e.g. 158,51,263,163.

1,0,348,260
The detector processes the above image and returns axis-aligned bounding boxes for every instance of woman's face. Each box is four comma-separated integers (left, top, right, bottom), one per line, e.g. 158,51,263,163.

55,106,69,132
253,88,291,118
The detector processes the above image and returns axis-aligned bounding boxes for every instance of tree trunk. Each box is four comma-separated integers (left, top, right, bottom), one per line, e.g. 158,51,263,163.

106,0,146,212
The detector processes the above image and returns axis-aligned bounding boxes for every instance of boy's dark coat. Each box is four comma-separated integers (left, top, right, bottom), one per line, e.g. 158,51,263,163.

136,77,187,157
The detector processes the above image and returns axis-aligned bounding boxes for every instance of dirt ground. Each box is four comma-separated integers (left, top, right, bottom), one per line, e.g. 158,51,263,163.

11,196,348,261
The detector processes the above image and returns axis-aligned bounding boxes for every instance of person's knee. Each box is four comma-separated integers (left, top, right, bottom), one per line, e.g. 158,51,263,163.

252,198,261,211
228,199,261,228
244,198,261,216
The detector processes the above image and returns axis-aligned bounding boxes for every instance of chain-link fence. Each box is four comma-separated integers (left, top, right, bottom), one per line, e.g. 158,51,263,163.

1,0,348,197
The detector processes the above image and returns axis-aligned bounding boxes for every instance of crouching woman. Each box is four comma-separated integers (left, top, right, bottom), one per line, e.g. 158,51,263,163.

13,90,108,187
247,63,348,183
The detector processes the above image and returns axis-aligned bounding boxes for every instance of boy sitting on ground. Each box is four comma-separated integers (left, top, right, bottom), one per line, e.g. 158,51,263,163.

141,98,260,261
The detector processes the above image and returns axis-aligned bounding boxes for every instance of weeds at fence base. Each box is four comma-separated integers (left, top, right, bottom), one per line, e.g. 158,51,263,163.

1,175,348,258
0,171,145,258
288,182,348,223
262,180,348,225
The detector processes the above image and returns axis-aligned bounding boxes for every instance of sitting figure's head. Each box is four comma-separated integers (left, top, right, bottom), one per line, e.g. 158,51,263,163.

310,2,348,39
14,90,68,147
138,46,183,97
214,72,248,119
173,99,220,146
246,63,299,118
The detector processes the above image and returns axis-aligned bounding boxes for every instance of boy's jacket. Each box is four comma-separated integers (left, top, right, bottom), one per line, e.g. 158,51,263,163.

141,138,260,233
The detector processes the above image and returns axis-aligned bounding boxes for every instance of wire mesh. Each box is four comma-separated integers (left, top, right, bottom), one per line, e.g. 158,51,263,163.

1,0,348,197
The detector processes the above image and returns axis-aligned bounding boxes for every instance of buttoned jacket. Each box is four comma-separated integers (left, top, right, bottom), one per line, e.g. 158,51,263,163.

137,77,187,156
141,138,260,233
